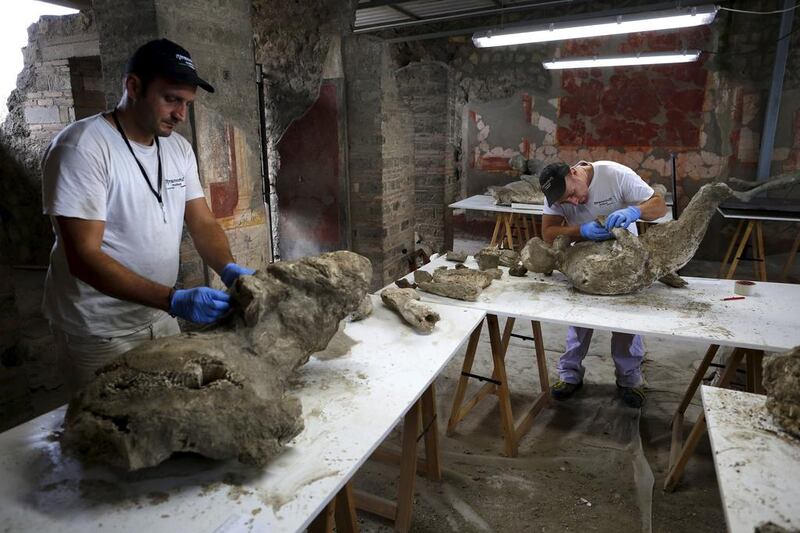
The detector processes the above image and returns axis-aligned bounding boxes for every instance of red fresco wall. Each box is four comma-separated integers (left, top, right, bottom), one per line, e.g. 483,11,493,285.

557,29,710,149
276,83,344,260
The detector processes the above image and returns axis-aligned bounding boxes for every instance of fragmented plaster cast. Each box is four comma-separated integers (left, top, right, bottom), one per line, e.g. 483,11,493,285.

521,174,800,295
763,346,800,438
474,247,500,270
417,267,497,301
475,247,519,270
488,177,545,206
446,250,468,263
347,295,374,322
380,288,440,333
61,251,372,470
509,264,528,277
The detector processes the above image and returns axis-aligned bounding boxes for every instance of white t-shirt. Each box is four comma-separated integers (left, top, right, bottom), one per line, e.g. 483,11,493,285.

41,113,205,336
543,160,654,236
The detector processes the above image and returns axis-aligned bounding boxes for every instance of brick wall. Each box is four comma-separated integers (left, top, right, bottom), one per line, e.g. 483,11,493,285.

381,59,415,284
397,62,450,253
345,37,386,283
344,36,415,288
68,56,104,119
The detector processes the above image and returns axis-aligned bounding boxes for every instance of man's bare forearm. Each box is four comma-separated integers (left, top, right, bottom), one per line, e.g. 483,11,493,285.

183,198,236,274
638,195,667,221
190,219,235,274
67,250,173,311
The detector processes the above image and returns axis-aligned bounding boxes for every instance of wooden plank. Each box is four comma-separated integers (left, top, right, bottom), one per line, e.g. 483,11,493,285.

675,345,719,417
746,351,757,393
513,392,549,439
354,491,396,521
334,483,359,533
486,314,518,457
669,411,684,471
756,221,767,281
748,350,764,395
664,348,746,491
368,446,429,475
446,322,483,436
726,221,754,279
490,215,502,247
503,214,515,249
780,228,800,281
531,320,550,395
395,403,421,532
450,382,497,431
501,317,515,353
720,220,743,277
308,500,335,533
668,341,720,469
420,385,441,481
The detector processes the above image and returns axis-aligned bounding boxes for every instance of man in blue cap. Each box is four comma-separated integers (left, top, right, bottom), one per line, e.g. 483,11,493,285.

42,39,253,392
539,159,666,408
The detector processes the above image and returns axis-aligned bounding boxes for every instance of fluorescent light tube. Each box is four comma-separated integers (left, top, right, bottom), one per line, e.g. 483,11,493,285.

473,5,718,48
542,50,702,69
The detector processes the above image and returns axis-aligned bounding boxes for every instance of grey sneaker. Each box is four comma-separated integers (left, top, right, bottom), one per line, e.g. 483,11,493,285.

617,384,646,408
550,380,583,401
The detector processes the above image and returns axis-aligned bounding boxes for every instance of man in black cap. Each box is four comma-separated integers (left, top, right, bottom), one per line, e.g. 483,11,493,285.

539,160,666,408
41,39,253,393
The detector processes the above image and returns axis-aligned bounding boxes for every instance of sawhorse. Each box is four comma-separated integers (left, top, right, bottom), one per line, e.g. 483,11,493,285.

447,314,551,457
664,345,764,492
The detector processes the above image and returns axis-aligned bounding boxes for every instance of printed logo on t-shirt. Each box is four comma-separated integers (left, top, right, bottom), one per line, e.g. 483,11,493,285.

165,176,186,190
593,197,614,207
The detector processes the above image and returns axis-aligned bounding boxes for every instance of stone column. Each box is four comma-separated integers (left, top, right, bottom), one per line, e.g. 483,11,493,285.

344,35,415,290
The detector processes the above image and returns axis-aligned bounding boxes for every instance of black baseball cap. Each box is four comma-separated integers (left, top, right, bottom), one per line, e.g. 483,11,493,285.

125,39,215,93
539,162,569,205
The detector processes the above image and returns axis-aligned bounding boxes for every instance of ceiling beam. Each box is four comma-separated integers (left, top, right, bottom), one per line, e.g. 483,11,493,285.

37,0,91,10
389,4,421,20
358,0,421,8
354,0,575,32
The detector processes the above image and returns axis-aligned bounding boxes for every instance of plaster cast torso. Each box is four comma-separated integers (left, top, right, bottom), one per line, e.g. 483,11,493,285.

522,174,800,295
61,251,373,471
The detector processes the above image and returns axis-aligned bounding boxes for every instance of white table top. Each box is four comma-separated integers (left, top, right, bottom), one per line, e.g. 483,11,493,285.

450,194,673,223
449,194,543,214
702,386,800,533
717,206,800,223
0,296,485,533
396,256,800,352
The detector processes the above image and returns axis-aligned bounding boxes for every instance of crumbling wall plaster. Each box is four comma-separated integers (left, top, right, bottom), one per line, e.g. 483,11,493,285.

2,11,98,188
0,11,99,432
251,0,357,260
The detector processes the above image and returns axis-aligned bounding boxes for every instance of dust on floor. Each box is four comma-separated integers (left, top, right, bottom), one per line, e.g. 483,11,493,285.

354,322,727,532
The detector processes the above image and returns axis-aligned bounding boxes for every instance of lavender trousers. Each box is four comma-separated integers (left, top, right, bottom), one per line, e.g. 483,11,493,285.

556,326,645,387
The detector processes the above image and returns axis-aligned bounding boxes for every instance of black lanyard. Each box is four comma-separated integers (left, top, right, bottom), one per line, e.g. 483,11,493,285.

111,109,166,222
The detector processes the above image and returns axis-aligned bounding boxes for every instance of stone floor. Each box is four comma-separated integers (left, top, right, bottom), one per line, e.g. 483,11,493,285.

349,236,798,532
353,320,734,533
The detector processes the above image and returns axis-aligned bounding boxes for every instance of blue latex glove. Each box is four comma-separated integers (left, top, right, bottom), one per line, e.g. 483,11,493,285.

605,206,641,231
220,263,255,288
170,287,231,324
580,221,613,241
